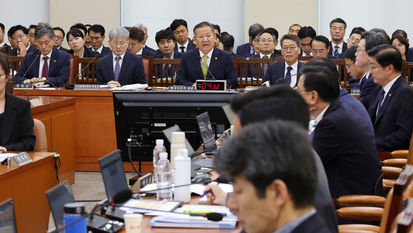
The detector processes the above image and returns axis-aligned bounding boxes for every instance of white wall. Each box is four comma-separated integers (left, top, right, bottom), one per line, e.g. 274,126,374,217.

319,0,413,40
122,0,244,51
2,0,50,45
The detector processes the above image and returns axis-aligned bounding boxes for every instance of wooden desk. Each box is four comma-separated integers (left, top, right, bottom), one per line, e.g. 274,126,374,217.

29,96,76,184
0,152,56,233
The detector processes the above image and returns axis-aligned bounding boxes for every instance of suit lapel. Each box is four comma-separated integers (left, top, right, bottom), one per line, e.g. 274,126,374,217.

192,49,204,79
0,94,16,145
207,49,218,79
297,62,303,85
117,53,130,83
32,55,40,79
48,48,58,77
106,54,115,81
375,78,401,123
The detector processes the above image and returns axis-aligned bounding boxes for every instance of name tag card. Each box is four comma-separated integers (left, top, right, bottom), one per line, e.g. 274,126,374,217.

14,83,34,90
74,84,100,90
10,152,33,167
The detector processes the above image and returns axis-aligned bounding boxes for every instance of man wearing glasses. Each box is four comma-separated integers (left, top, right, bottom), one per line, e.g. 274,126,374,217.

360,44,413,151
262,34,303,87
52,27,70,53
311,35,339,59
8,25,38,57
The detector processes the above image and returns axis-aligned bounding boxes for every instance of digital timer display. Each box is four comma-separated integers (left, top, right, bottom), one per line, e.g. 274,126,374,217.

196,80,226,91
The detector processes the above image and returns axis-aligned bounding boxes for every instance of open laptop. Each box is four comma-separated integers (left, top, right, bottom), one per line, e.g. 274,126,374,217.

0,198,17,233
46,180,123,232
196,112,218,152
162,125,214,178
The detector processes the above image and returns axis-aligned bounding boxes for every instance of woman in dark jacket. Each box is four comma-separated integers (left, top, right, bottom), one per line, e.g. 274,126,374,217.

67,28,100,58
0,53,35,151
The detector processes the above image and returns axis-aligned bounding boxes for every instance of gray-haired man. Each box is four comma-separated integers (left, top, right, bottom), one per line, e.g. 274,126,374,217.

14,22,70,86
96,27,147,87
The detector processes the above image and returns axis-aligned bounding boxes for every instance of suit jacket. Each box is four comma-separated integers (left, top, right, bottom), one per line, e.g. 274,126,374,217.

69,45,101,58
142,46,157,57
154,51,182,78
58,46,70,53
358,73,378,103
263,60,303,86
14,48,71,86
245,53,281,79
339,88,373,130
312,98,381,199
407,47,413,62
291,211,332,233
175,48,237,88
9,45,38,56
363,76,413,151
328,41,347,56
0,93,35,151
236,42,253,56
173,39,196,53
100,46,112,57
96,51,147,86
144,45,157,54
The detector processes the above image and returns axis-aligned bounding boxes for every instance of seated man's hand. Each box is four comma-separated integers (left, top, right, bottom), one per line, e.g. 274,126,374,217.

107,81,121,87
0,146,7,152
203,183,227,206
18,42,28,57
34,82,45,87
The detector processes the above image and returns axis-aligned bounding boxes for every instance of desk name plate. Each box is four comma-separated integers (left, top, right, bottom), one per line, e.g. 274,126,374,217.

10,152,33,167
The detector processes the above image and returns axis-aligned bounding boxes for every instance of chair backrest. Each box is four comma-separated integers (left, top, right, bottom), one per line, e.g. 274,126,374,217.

236,57,273,87
152,58,181,87
33,118,47,150
66,55,78,84
76,57,99,84
139,54,154,86
9,56,25,80
331,59,350,87
406,62,413,84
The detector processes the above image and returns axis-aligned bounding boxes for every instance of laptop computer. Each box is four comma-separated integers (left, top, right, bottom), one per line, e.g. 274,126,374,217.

162,125,214,178
0,198,17,233
196,112,218,152
46,180,123,232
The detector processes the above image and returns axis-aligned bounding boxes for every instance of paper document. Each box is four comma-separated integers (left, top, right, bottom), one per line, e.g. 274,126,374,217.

0,153,19,163
111,83,148,90
119,199,181,213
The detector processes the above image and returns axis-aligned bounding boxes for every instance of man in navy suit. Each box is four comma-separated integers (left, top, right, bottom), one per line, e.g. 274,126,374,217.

154,28,181,78
0,23,11,51
236,23,264,56
52,27,70,53
298,26,316,57
328,18,347,57
96,27,147,87
89,24,112,57
263,34,303,87
170,19,196,54
127,27,156,57
175,21,237,88
14,23,70,86
213,120,331,233
312,35,338,59
9,25,38,57
298,64,381,199
361,45,413,151
355,31,388,102
134,24,157,55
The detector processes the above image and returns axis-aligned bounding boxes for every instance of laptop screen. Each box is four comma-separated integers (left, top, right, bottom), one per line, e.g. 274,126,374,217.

0,198,17,233
46,180,75,230
99,150,129,200
196,112,217,151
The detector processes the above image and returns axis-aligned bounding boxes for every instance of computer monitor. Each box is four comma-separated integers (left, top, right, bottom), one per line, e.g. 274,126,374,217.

98,150,129,200
113,91,238,162
46,180,75,230
0,198,17,233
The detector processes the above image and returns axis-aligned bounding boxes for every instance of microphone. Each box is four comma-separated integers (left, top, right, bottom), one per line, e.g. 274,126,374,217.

22,51,41,82
273,73,301,86
14,91,31,100
63,57,97,90
198,56,216,80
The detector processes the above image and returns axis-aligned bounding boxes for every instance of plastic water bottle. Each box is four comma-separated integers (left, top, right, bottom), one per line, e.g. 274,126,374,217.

156,152,172,201
153,139,166,169
174,149,191,202
63,203,87,233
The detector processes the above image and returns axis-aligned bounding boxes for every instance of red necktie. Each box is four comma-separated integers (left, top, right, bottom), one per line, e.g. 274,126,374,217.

42,56,49,78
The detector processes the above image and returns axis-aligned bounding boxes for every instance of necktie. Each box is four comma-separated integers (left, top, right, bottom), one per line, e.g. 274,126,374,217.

376,89,386,116
334,45,339,57
202,55,208,79
180,46,185,53
114,56,121,81
262,55,269,74
285,66,293,85
42,56,49,78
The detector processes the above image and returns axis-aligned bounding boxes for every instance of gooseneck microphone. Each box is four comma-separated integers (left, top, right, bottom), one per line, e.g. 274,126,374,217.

22,51,41,81
73,56,97,85
198,56,216,80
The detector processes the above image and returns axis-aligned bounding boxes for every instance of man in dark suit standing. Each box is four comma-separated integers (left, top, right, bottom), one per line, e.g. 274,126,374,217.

9,25,38,57
361,44,413,151
175,21,237,88
127,27,156,57
170,19,196,54
355,31,388,102
236,23,264,56
89,24,112,57
328,18,347,57
14,23,70,86
263,34,303,87
52,27,70,53
297,64,381,199
96,27,147,87
214,120,332,233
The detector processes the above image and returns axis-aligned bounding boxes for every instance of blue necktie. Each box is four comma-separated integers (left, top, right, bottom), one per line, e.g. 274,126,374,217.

114,56,121,81
376,89,386,116
285,66,293,85
334,45,339,57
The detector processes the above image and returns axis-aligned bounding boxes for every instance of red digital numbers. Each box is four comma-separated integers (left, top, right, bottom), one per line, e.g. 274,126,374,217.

201,82,220,90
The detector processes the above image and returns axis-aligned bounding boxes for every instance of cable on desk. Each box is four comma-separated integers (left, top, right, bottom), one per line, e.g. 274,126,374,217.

127,140,143,177
29,148,61,184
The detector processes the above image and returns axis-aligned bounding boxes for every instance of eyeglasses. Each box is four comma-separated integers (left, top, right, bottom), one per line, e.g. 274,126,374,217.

259,39,273,43
349,36,360,44
12,34,26,41
111,41,127,47
55,36,63,40
345,63,354,70
312,49,326,55
282,46,297,51
368,63,382,71
356,47,365,53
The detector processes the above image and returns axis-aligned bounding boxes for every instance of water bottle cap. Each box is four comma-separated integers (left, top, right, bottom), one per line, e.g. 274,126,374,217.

159,152,168,160
64,203,85,214
171,132,185,143
156,139,164,146
177,149,188,158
